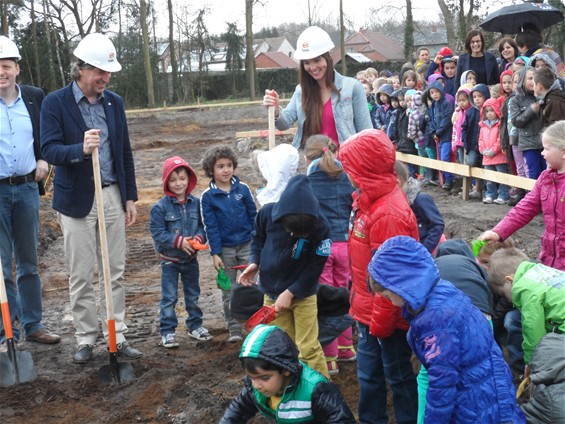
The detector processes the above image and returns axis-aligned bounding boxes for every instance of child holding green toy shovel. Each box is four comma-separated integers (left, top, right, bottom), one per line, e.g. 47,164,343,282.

201,146,257,343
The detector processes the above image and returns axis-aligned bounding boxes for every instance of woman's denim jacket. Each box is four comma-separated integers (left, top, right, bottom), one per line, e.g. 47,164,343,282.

275,71,373,148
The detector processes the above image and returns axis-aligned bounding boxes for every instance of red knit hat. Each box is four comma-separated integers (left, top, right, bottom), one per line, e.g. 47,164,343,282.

438,47,452,57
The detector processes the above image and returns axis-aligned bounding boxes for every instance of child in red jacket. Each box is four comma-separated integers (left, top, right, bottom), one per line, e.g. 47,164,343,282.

340,128,419,424
478,98,509,204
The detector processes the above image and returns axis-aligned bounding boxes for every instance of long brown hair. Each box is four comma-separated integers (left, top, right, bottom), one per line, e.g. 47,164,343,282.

304,135,342,179
298,52,340,149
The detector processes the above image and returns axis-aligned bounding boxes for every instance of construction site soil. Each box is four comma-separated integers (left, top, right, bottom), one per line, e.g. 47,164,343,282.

0,103,542,423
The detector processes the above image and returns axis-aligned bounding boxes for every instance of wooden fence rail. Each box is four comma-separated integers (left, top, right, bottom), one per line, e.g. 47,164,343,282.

235,128,536,201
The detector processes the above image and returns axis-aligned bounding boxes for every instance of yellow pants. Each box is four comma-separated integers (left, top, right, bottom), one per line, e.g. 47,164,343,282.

265,294,329,379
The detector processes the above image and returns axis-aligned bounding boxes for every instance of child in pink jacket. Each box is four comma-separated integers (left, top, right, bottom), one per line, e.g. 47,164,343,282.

478,98,509,204
451,87,471,165
480,121,565,271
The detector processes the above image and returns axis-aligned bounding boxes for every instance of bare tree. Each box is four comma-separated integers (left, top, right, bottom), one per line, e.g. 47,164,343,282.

404,0,414,61
1,0,7,35
139,0,154,106
30,0,41,86
245,0,255,100
167,0,179,102
340,0,346,75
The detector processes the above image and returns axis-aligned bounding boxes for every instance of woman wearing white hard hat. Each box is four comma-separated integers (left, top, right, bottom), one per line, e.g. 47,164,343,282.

263,26,372,149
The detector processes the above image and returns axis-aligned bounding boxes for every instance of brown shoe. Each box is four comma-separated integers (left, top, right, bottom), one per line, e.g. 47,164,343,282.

26,328,61,344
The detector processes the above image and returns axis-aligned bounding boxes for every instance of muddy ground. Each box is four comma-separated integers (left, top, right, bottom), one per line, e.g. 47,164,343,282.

0,104,542,423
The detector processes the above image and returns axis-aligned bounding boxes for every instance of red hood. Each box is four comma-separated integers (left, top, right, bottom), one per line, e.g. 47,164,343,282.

481,97,502,120
340,129,397,211
162,156,197,198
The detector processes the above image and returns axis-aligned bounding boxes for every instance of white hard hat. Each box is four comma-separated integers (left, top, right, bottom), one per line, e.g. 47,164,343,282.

73,33,122,72
0,36,21,61
294,26,335,61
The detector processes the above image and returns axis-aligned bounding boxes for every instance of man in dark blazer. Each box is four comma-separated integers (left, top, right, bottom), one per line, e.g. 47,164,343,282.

40,33,141,364
0,36,60,349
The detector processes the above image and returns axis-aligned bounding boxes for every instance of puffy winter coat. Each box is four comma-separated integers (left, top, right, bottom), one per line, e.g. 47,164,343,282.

450,87,471,152
220,325,356,423
511,261,565,364
509,66,543,152
540,83,565,129
404,178,444,253
393,106,417,155
200,176,257,255
462,84,491,154
428,80,454,145
478,98,506,166
407,91,425,148
339,129,418,330
306,160,354,242
521,333,565,423
369,236,526,424
493,169,565,271
248,175,332,299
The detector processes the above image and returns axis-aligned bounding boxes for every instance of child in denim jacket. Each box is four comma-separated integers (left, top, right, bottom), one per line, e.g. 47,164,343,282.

150,156,211,348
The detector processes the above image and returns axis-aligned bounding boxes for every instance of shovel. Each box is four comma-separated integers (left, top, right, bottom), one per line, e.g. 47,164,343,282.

0,255,36,386
91,148,135,384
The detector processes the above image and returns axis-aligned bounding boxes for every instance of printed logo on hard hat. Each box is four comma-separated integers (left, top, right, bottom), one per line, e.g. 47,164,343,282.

108,52,116,62
301,42,309,51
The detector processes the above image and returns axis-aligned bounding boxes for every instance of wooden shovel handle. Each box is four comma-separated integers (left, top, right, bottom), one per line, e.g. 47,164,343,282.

92,148,117,353
268,106,275,150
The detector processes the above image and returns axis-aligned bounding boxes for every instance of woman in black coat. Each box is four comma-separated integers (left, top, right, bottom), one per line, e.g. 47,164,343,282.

455,29,500,91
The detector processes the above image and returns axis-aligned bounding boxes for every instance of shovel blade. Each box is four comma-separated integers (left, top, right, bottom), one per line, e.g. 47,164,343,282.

98,353,135,384
0,350,36,387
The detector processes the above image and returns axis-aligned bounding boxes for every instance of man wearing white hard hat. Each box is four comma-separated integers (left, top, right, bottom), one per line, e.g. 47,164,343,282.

0,36,61,348
262,26,372,149
41,33,141,363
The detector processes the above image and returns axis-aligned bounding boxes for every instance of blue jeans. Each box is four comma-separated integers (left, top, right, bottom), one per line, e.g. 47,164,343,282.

357,323,418,424
160,259,203,335
439,141,453,185
504,309,524,372
523,149,546,180
0,182,43,341
484,164,509,200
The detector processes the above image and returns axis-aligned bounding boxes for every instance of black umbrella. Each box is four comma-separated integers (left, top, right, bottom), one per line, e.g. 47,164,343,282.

480,2,564,34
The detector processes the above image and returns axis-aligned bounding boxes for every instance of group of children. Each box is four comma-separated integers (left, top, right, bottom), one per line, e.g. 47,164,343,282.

357,52,565,206
146,83,564,421
148,124,564,422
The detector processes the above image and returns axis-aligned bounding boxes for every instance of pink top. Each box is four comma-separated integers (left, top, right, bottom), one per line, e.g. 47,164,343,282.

321,98,339,145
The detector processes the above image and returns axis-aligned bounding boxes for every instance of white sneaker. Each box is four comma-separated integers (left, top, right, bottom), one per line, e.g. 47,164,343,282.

483,197,493,204
494,198,507,205
160,333,179,348
189,326,213,341
227,329,243,343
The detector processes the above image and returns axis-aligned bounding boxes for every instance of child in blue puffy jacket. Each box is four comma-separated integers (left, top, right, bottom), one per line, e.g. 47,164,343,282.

368,236,526,424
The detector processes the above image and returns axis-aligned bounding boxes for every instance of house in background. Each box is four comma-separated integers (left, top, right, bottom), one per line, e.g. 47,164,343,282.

412,23,449,58
254,36,295,58
331,29,404,64
256,51,298,69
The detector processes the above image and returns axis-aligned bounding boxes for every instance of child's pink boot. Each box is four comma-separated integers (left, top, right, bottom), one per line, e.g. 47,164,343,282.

337,345,357,362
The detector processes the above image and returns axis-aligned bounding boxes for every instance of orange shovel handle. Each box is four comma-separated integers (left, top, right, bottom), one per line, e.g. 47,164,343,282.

1,302,13,339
